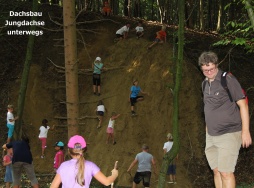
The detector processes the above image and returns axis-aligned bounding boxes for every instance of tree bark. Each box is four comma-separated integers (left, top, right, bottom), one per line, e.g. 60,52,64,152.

63,0,80,138
124,0,128,16
216,0,222,32
15,0,38,140
199,0,204,31
244,0,254,31
157,0,185,186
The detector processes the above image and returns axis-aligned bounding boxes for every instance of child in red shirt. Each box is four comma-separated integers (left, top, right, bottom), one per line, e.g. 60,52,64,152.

102,1,111,16
147,25,167,49
53,141,64,171
3,148,13,188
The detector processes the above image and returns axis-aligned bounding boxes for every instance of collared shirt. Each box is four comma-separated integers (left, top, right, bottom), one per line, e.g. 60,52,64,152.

202,69,245,136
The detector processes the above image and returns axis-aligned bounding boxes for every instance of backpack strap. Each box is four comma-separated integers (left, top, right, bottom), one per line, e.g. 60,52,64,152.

94,62,102,70
221,72,233,102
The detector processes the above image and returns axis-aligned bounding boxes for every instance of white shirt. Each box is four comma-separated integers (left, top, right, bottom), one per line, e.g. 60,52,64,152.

116,25,129,35
135,26,144,33
97,105,105,112
39,126,50,138
163,141,173,152
7,112,14,125
107,118,115,128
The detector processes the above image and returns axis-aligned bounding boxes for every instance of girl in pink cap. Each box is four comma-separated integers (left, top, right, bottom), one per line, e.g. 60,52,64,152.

50,135,118,188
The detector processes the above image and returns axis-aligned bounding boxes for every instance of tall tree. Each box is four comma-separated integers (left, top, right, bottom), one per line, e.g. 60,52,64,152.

216,0,222,31
133,0,141,17
157,0,185,186
199,0,204,30
63,0,80,137
244,0,254,31
15,0,38,140
157,0,170,23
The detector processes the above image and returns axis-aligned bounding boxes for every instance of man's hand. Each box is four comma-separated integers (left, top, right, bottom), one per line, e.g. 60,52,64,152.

242,131,252,148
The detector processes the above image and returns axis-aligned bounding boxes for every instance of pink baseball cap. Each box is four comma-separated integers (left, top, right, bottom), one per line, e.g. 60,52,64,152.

67,135,87,149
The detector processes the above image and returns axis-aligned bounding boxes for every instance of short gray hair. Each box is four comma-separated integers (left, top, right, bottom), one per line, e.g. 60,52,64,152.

142,144,149,150
198,51,218,67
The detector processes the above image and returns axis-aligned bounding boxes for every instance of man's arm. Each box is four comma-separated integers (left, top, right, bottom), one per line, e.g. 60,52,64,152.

2,144,7,149
151,157,157,175
127,159,138,172
163,148,167,154
236,99,252,148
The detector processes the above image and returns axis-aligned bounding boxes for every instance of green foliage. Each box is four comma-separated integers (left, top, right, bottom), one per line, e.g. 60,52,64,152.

215,0,254,53
213,19,254,53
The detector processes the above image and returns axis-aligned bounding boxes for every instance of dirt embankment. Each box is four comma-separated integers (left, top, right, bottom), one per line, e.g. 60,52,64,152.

5,8,251,187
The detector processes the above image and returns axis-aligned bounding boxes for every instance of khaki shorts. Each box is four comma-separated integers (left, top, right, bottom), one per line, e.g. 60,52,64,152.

205,131,242,173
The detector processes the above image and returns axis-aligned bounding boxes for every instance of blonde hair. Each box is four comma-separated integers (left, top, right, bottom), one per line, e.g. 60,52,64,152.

7,104,13,109
68,143,86,186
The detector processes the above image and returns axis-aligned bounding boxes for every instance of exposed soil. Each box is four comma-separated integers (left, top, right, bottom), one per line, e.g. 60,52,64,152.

0,3,253,188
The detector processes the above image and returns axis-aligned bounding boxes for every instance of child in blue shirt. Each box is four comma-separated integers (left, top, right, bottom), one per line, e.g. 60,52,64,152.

129,79,148,115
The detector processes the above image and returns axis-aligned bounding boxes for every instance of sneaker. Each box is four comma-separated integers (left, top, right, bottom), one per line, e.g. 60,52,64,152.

131,111,136,116
167,181,174,184
97,93,101,96
41,155,45,159
113,141,116,145
93,92,96,95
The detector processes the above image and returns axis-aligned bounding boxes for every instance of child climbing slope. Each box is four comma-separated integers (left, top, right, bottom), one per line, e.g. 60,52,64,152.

95,100,107,128
106,112,120,145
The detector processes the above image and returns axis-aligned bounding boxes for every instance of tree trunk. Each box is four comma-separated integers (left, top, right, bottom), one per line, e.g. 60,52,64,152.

133,0,141,17
216,0,222,32
63,0,80,138
151,0,155,20
124,0,128,16
128,0,131,17
186,0,194,28
111,0,119,15
208,0,212,30
157,0,185,186
244,0,254,31
157,0,165,23
157,0,170,23
199,0,204,30
15,0,38,140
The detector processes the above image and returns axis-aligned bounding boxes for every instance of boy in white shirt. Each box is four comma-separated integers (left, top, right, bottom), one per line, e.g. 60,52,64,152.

135,21,144,39
114,23,130,42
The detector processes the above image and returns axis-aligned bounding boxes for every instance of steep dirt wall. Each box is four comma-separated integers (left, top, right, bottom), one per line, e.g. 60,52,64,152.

4,22,203,187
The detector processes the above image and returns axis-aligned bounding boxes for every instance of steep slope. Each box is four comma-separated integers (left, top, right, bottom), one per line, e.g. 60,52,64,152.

1,19,203,187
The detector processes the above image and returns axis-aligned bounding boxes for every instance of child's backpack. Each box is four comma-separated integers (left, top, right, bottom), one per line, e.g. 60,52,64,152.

202,72,248,104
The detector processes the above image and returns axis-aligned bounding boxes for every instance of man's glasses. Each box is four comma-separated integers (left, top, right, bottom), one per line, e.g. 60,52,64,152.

202,67,216,73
